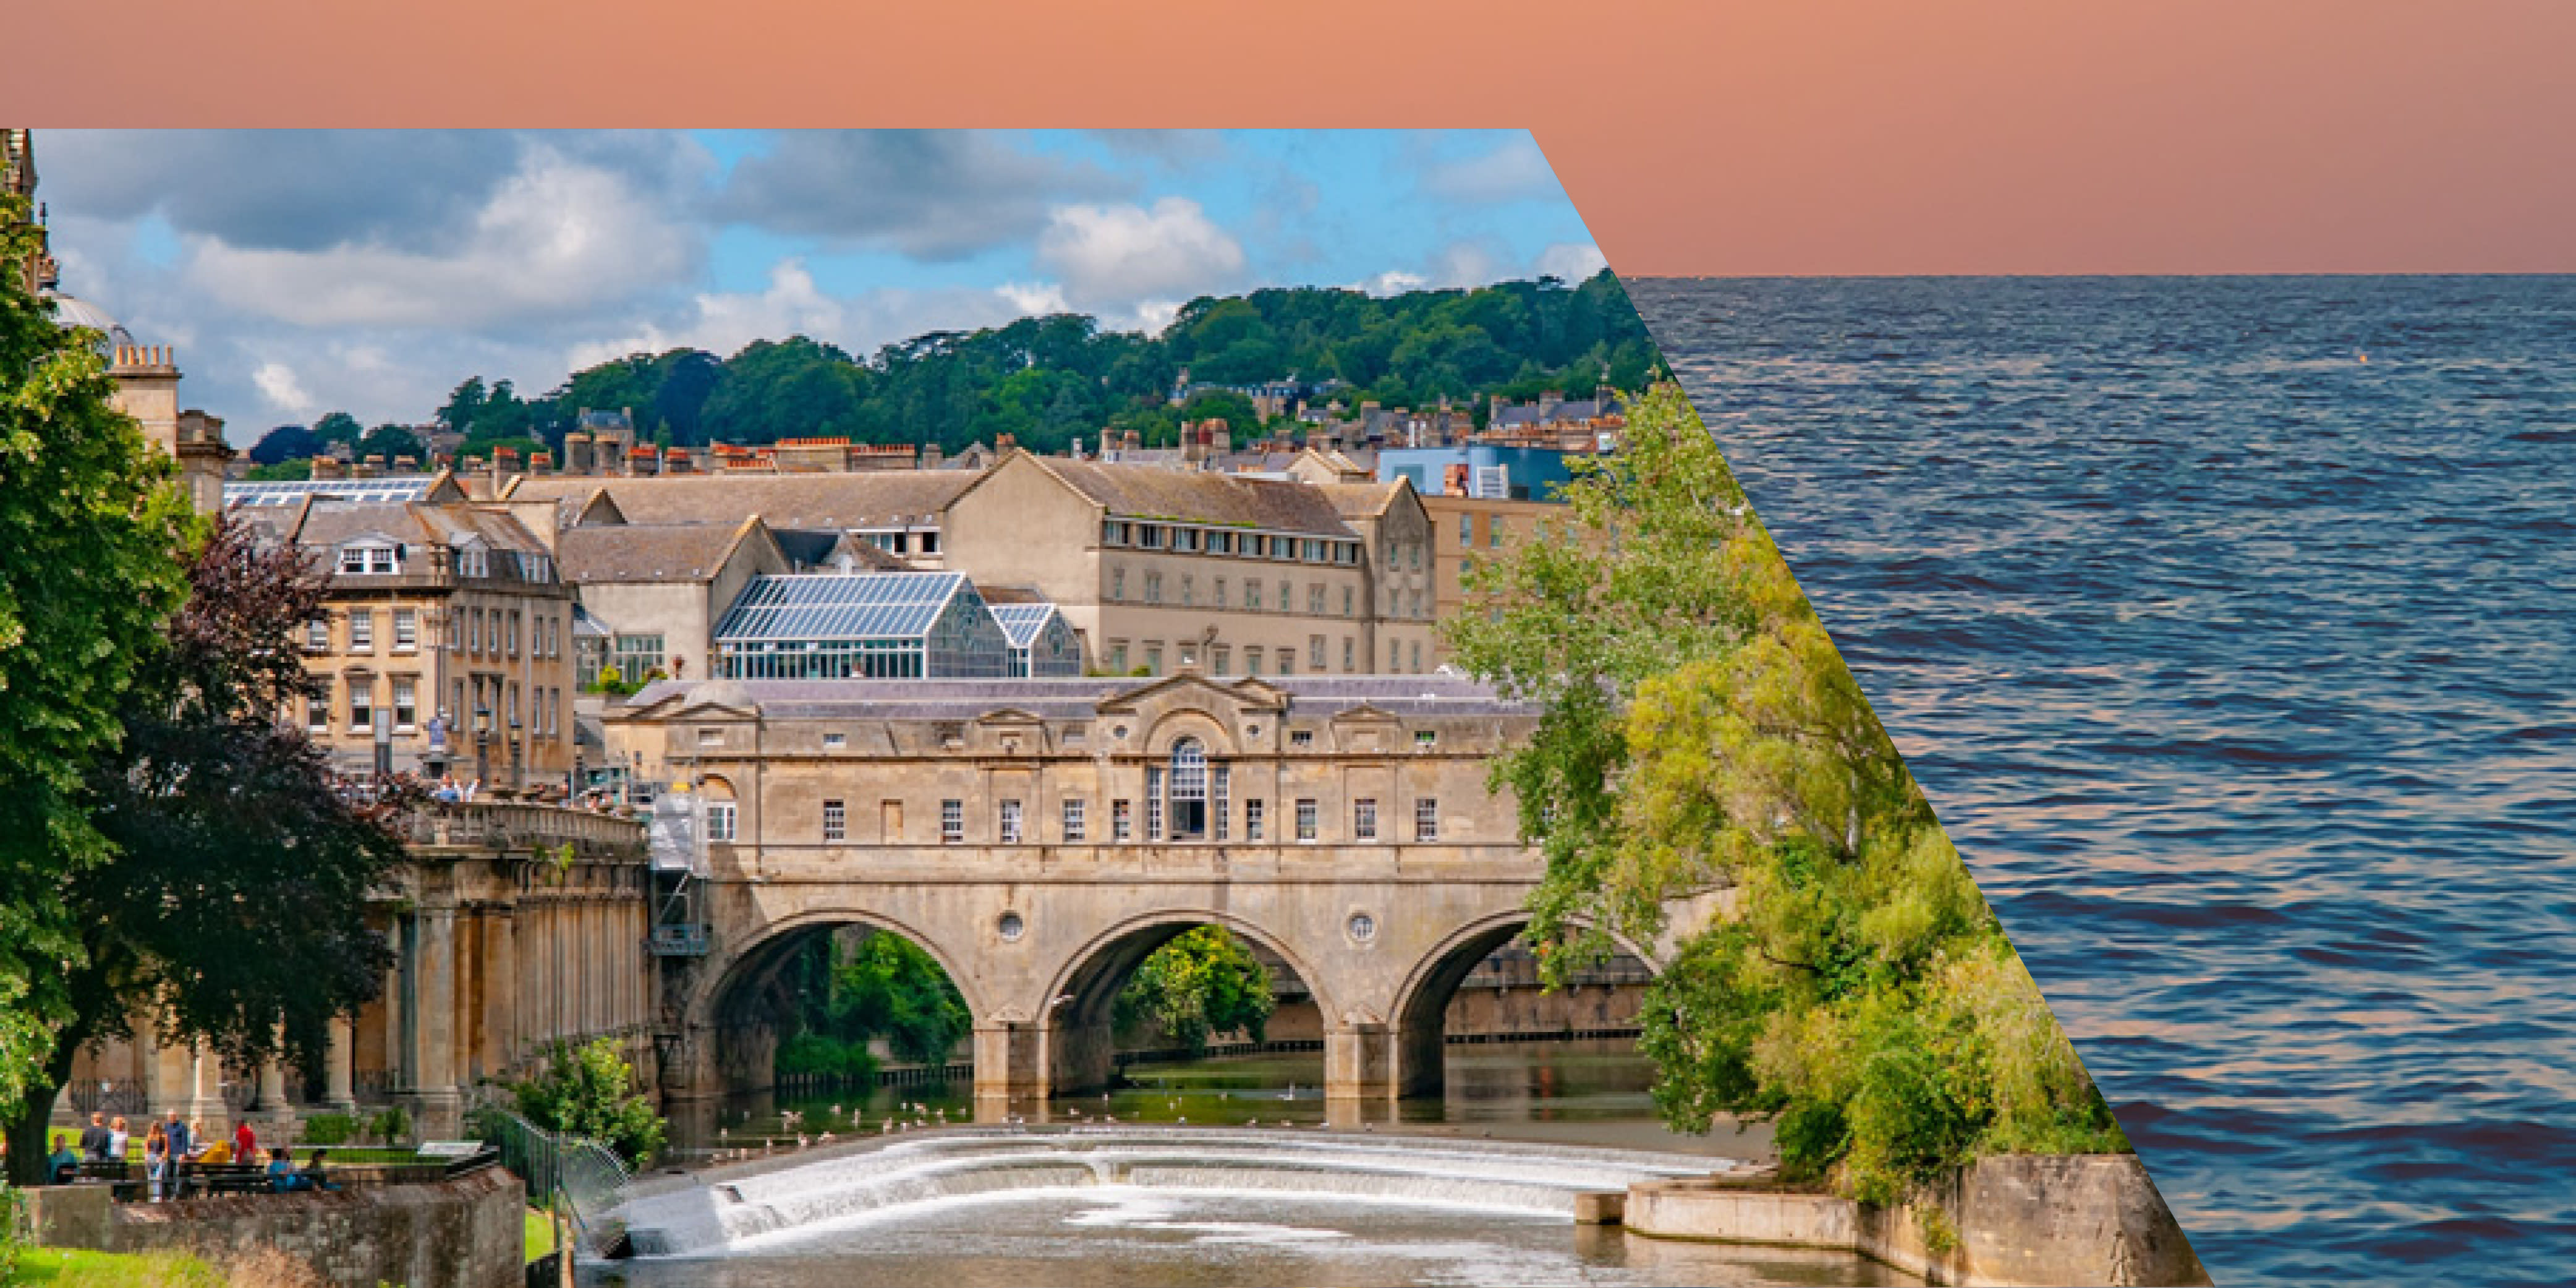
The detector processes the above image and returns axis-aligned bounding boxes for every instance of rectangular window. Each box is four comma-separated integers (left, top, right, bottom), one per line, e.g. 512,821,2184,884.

1245,647,1264,675
1290,729,1313,748
393,608,417,651
1062,798,1087,842
942,799,964,844
1176,527,1201,552
1110,641,1129,672
1278,579,1292,612
823,732,847,749
508,610,522,657
1414,798,1440,842
881,800,903,840
1112,799,1133,842
348,678,373,733
1275,651,1293,676
1390,639,1403,671
1490,516,1506,548
393,677,417,731
1342,586,1354,617
308,685,331,733
1146,768,1165,842
349,610,374,652
1180,574,1194,607
1246,580,1262,611
305,616,329,652
1307,584,1325,615
1112,566,1126,601
1354,798,1379,842
697,727,724,747
1214,576,1228,607
1294,798,1319,843
707,801,737,842
822,799,846,842
1308,636,1326,670
1459,514,1473,547
1342,638,1354,672
1143,644,1163,675
1213,767,1230,842
1415,728,1437,748
1244,798,1265,841
1144,571,1163,604
998,800,1022,845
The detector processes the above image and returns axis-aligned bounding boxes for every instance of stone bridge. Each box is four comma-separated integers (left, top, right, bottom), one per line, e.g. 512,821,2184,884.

606,674,1704,1120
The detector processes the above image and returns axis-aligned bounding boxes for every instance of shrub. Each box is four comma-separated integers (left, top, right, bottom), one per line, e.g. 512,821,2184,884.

509,1038,665,1166
300,1113,357,1146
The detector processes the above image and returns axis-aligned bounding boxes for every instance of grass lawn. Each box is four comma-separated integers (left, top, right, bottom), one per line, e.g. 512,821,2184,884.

6,1247,222,1287
525,1206,559,1263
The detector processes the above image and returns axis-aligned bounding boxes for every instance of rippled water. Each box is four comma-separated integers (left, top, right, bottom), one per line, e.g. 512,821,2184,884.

1629,276,2576,1288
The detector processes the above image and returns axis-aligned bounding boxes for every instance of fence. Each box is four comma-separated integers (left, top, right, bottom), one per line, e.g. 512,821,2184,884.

477,1107,632,1257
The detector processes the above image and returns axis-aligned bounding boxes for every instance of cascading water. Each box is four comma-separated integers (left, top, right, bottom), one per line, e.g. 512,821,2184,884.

611,1127,1740,1257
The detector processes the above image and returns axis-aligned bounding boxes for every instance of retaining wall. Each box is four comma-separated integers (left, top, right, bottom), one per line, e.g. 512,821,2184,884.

23,1166,525,1288
1625,1154,2209,1287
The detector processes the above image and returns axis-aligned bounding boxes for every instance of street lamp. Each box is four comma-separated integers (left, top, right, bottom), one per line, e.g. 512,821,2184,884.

474,701,491,788
508,715,524,788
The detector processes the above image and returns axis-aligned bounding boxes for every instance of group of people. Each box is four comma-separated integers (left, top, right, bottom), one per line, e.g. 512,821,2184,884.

43,1109,334,1198
428,775,484,803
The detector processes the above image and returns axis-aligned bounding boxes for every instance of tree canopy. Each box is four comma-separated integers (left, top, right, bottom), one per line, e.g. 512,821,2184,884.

1445,383,2125,1204
357,271,1656,463
1114,927,1277,1056
0,195,197,1142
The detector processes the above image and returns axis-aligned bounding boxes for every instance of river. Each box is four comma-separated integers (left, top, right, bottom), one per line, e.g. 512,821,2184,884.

591,1041,1885,1288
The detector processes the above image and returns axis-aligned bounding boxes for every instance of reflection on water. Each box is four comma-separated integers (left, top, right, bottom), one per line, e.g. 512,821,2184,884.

672,1041,1772,1162
585,1190,1913,1288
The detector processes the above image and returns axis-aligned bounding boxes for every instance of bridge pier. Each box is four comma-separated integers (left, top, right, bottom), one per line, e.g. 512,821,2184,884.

1324,1023,1395,1102
973,1021,1045,1122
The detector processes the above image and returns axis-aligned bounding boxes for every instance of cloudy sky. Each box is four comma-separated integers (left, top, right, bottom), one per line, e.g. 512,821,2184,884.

31,130,1604,430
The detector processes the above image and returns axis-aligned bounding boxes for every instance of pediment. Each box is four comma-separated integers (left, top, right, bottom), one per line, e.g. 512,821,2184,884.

1096,671,1282,717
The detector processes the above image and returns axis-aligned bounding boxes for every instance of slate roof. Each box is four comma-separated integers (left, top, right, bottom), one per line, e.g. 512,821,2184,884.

1030,458,1359,537
622,674,1533,722
501,471,974,530
556,519,763,584
711,573,977,644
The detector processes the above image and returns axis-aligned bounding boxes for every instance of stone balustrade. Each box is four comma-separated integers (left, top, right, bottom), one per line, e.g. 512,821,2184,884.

401,800,647,857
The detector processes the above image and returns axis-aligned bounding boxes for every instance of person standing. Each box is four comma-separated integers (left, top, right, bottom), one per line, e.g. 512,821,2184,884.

107,1115,130,1164
233,1118,257,1167
144,1124,170,1201
79,1111,110,1161
164,1109,192,1160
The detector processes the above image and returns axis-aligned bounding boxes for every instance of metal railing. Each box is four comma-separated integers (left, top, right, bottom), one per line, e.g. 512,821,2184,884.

647,924,712,957
477,1107,634,1257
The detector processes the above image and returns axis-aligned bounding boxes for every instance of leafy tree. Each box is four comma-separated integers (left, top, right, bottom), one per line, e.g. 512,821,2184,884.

1447,383,2122,1204
4,514,414,1184
0,196,197,1151
510,1037,666,1166
825,933,970,1067
244,459,313,482
357,424,423,463
248,424,323,466
310,411,362,447
436,376,489,437
1114,927,1275,1056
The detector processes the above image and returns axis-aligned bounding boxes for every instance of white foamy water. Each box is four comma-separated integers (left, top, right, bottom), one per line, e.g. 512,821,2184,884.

610,1127,1733,1257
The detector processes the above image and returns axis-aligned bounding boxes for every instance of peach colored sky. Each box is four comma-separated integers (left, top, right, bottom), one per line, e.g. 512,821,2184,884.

9,1,2571,277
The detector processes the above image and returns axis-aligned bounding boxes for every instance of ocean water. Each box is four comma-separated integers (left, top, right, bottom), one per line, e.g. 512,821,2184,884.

1628,276,2575,1288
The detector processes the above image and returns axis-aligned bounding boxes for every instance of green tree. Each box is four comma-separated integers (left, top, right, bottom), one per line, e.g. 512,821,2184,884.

1115,927,1275,1056
4,516,412,1183
1447,383,2122,1203
510,1037,666,1166
827,933,970,1067
0,196,197,1152
310,410,362,447
357,424,423,463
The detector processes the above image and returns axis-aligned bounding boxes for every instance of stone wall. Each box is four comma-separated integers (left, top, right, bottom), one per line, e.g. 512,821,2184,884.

23,1166,526,1288
1625,1154,2210,1287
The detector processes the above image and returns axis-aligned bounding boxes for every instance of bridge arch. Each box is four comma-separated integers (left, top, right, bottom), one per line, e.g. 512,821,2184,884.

1039,908,1338,1097
676,906,990,1106
1384,911,1663,1099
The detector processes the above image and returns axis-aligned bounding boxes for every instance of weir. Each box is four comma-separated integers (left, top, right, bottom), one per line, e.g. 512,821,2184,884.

606,1127,1735,1257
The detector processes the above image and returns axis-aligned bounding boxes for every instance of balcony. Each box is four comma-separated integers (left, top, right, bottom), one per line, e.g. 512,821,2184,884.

402,800,647,858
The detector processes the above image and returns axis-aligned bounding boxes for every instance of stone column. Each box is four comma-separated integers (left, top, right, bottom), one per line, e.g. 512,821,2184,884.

1324,1022,1398,1124
482,908,517,1077
254,1028,297,1131
403,906,463,1138
184,1043,228,1135
324,1017,358,1112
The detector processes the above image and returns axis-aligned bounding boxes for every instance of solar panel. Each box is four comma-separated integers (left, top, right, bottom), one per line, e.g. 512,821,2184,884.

224,476,439,508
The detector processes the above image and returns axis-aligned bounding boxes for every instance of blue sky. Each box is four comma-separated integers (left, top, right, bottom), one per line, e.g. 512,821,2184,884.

32,130,1603,427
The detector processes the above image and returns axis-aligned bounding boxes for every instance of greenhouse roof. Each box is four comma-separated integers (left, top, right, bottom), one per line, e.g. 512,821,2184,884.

713,573,975,645
988,602,1063,649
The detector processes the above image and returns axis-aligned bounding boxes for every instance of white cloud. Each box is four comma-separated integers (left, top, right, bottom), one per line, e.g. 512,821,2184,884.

567,262,1099,370
1536,241,1609,281
1035,197,1246,309
1419,135,1562,204
184,145,696,331
1357,269,1430,297
251,361,315,416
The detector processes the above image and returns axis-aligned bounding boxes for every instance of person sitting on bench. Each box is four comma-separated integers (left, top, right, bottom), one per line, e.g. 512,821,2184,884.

47,1133,80,1186
268,1146,306,1192
299,1148,339,1193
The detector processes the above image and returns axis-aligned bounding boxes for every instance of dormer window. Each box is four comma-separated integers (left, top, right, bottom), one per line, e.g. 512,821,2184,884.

338,542,401,575
456,545,489,579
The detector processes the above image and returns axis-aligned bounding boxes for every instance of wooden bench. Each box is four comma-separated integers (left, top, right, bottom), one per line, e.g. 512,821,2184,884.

175,1161,273,1198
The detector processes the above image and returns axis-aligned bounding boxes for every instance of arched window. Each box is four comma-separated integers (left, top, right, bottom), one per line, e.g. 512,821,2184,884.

1168,738,1209,840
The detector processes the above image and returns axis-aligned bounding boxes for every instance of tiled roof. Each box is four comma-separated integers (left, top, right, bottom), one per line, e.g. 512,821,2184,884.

503,471,975,530
1032,459,1359,537
556,520,762,584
